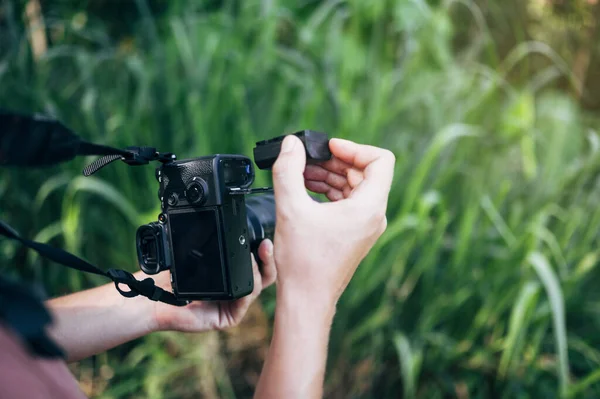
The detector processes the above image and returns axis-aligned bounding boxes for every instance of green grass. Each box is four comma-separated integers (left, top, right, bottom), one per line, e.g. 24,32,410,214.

2,0,600,398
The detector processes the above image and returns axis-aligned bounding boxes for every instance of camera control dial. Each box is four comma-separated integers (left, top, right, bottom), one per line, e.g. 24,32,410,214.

185,177,208,205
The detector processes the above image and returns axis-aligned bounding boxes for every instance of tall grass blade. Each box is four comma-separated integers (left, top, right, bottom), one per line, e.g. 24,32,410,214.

394,332,423,399
498,281,540,378
528,251,570,397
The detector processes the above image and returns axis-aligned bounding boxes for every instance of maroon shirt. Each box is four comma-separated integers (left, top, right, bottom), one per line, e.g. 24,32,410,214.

0,324,85,399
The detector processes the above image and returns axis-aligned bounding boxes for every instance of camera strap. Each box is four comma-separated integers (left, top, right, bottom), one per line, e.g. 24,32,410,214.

0,109,129,167
0,220,188,306
1,110,187,307
0,110,176,174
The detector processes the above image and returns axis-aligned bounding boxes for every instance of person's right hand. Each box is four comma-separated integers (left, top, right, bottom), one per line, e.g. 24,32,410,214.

271,135,395,307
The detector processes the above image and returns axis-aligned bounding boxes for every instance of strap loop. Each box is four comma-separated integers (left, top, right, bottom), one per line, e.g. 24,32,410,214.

113,282,139,298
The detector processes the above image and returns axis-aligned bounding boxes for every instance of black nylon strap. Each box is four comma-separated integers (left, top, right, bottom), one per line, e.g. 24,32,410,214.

0,221,187,307
1,110,187,306
77,141,130,157
0,110,130,167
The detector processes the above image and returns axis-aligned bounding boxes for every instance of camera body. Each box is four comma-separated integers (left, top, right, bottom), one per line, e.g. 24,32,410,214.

135,130,331,302
137,155,258,301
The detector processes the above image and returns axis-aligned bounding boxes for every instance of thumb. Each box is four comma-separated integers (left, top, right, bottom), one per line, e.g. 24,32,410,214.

272,135,309,208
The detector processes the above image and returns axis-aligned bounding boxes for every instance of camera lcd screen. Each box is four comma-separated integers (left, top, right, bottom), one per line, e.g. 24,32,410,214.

169,208,225,294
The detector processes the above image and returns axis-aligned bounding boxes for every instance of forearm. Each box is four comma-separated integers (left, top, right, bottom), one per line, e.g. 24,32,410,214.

45,272,157,362
254,287,336,399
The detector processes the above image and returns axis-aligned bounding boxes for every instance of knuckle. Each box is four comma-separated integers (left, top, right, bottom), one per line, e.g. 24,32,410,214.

378,216,388,235
372,209,387,224
369,210,387,235
276,206,295,222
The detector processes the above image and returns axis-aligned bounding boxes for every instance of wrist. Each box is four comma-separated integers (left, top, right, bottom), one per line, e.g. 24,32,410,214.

276,283,337,325
151,301,175,332
130,271,167,333
127,294,161,334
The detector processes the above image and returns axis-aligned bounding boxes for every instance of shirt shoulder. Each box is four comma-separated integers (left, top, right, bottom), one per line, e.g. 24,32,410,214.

0,324,86,399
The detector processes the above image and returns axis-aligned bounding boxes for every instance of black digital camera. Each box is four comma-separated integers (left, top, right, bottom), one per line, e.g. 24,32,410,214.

135,130,331,301
0,111,332,305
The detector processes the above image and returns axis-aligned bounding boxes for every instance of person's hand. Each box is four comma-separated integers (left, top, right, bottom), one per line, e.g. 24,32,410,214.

148,239,277,332
271,135,395,307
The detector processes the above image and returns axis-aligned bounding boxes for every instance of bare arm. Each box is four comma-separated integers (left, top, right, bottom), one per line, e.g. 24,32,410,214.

253,136,395,398
45,272,156,362
47,243,276,363
254,289,335,398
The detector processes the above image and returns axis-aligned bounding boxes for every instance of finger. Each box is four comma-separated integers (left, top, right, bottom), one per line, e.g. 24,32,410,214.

329,138,390,169
329,138,395,203
250,253,263,298
305,180,345,201
344,167,365,189
304,165,348,191
272,135,311,210
305,180,346,201
258,239,277,288
226,297,251,327
317,156,354,176
304,163,364,196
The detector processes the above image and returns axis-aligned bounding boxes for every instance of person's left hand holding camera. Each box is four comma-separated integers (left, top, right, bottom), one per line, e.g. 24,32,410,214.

152,240,276,332
45,239,276,362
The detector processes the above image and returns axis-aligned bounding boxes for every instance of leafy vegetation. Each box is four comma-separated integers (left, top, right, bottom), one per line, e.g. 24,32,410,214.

1,0,600,397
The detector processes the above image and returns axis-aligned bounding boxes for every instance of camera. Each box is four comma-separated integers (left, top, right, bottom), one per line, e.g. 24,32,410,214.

0,111,332,304
135,130,331,301
136,155,275,300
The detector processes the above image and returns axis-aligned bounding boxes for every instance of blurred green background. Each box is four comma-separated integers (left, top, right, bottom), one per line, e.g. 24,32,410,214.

2,0,600,397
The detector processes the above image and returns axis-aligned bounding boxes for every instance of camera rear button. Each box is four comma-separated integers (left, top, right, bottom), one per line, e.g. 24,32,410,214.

167,193,179,206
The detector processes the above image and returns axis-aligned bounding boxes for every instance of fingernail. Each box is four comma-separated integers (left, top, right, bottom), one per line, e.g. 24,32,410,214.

265,239,273,255
280,135,297,153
